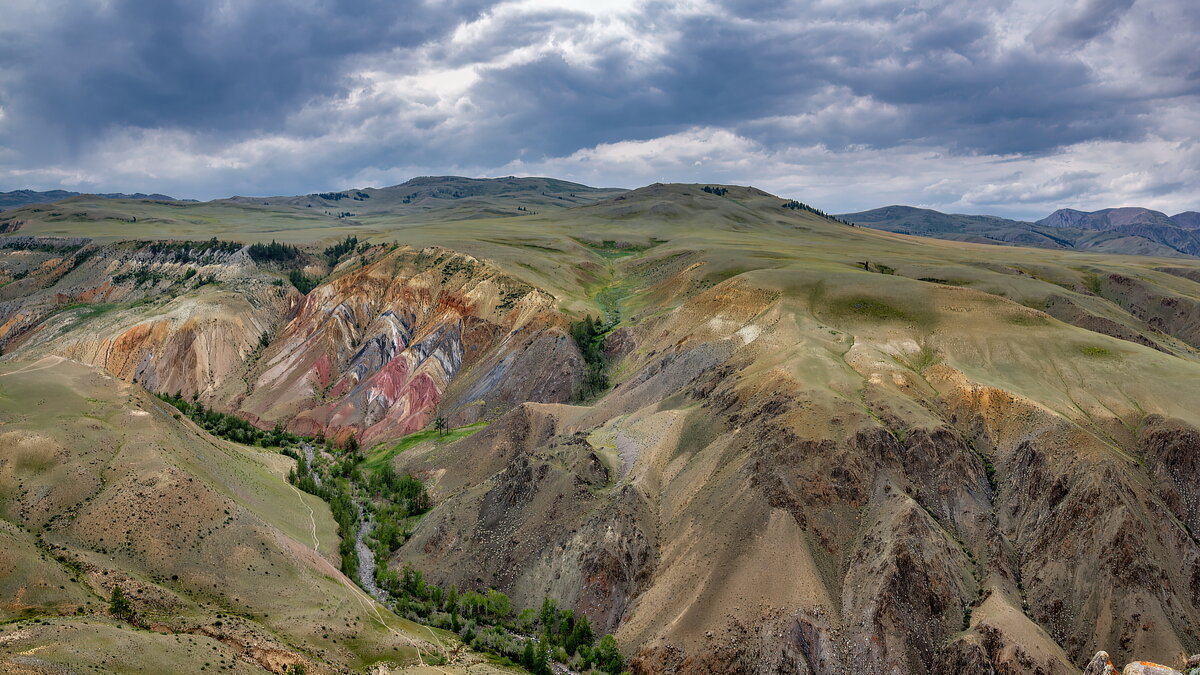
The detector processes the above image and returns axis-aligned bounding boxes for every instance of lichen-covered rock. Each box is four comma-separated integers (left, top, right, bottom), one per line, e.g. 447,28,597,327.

1123,662,1183,675
1083,651,1117,675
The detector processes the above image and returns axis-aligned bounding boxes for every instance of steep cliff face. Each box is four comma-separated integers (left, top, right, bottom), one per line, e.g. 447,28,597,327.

388,258,1200,675
0,239,300,399
241,246,583,444
0,241,585,445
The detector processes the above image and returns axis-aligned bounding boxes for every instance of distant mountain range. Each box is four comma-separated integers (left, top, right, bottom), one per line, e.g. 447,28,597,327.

6,182,1199,260
0,189,183,211
839,205,1200,258
220,175,625,221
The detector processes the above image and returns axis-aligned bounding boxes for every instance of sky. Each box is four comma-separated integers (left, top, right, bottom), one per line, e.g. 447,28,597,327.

0,0,1197,219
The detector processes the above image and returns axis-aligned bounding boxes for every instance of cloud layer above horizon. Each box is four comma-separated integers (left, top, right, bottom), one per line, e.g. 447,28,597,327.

1,0,1197,218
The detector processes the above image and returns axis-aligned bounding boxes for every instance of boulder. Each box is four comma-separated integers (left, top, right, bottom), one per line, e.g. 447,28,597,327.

1122,662,1183,675
1083,652,1117,675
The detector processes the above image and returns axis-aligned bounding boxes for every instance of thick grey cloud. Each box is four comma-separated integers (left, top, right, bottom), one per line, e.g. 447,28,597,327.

0,0,1196,218
0,0,493,155
1035,0,1136,45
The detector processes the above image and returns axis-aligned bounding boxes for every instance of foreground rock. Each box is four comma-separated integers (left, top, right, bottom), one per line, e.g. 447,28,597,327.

1122,662,1183,675
1081,651,1197,675
1084,652,1118,675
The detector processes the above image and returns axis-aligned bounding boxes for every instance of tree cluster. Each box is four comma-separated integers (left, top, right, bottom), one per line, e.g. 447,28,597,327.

248,240,302,263
377,565,625,674
108,586,136,623
0,238,83,255
289,453,361,578
314,191,370,201
156,391,301,448
141,238,241,263
781,200,854,225
323,235,359,265
112,268,165,286
288,269,319,294
570,315,611,400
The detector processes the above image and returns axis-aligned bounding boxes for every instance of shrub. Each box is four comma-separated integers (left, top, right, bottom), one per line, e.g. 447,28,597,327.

109,586,134,621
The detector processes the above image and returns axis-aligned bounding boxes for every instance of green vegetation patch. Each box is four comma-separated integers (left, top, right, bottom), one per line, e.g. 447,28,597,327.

0,238,84,255
289,452,363,578
892,344,939,373
55,302,120,333
571,316,612,400
1006,313,1051,326
571,237,662,259
156,392,306,448
363,422,488,473
288,269,319,294
592,283,630,324
1077,345,1117,358
141,237,241,262
247,240,302,264
831,296,916,322
375,568,625,675
323,235,359,265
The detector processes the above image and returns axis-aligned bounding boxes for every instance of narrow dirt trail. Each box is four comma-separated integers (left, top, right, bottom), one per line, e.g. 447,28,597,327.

290,442,451,670
289,482,320,550
0,355,65,378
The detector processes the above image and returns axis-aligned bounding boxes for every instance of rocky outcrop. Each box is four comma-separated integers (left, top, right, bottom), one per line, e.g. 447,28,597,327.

0,239,298,398
242,246,580,444
386,261,1200,673
0,240,590,443
1079,652,1200,675
1083,651,1119,675
1122,662,1183,675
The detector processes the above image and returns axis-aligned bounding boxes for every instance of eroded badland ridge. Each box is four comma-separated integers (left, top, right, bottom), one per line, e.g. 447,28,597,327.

3,178,1200,674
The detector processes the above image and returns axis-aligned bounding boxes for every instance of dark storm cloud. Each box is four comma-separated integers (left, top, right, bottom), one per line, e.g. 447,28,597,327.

0,0,494,156
1035,0,1136,45
460,0,1154,159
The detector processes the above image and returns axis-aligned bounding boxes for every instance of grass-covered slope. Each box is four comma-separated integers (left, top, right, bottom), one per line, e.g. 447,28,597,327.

0,357,468,673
